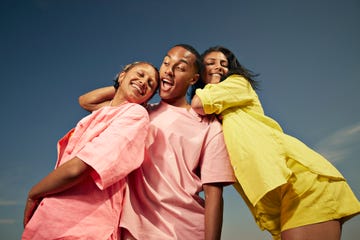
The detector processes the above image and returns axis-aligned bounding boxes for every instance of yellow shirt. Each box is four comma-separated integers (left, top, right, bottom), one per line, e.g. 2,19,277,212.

196,74,344,206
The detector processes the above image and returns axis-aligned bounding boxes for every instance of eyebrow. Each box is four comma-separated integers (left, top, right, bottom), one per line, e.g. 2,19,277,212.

179,59,189,65
206,57,226,61
165,54,190,65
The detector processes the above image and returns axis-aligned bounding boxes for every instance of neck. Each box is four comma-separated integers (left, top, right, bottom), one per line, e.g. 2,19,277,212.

110,94,127,107
162,97,191,110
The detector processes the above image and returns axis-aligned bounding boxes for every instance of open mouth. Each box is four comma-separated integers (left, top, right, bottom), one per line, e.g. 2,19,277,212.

161,78,173,91
211,73,223,77
207,73,222,83
131,83,145,96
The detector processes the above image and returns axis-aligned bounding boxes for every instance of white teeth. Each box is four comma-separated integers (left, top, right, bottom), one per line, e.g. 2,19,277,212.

161,78,173,91
212,73,222,77
162,78,172,84
132,83,144,95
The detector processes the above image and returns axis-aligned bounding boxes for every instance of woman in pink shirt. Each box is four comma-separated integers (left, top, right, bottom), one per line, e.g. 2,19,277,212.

22,61,159,240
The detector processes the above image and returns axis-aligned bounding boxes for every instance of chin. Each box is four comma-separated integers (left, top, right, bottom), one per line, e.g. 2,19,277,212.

159,91,170,98
206,78,220,84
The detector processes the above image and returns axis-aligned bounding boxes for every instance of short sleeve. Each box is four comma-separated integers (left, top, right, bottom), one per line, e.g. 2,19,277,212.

200,122,235,184
77,105,150,190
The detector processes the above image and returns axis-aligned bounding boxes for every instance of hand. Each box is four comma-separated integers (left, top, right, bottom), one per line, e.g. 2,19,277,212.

23,198,40,228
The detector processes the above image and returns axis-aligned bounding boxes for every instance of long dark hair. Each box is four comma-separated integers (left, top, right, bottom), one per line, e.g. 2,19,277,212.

188,46,259,99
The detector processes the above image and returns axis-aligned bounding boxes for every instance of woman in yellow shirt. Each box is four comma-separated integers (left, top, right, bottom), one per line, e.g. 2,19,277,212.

191,46,360,240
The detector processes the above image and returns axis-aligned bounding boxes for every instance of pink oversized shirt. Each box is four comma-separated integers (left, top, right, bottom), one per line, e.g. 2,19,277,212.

22,103,150,240
120,102,235,239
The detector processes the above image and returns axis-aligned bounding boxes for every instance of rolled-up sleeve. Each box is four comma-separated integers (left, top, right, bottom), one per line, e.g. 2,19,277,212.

77,105,150,190
196,75,253,115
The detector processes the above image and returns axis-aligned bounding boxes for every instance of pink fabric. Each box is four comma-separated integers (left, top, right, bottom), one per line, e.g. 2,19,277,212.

22,103,150,240
120,102,235,240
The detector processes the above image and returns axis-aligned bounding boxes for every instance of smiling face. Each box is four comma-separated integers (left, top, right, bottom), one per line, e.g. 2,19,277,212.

159,46,199,106
116,62,159,104
202,51,229,84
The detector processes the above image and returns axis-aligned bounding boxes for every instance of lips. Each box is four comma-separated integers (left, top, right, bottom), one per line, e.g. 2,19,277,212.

207,73,222,84
161,78,173,91
131,82,146,96
211,73,223,77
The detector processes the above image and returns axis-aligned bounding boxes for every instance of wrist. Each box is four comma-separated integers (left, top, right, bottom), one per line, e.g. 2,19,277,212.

27,191,41,202
27,197,38,202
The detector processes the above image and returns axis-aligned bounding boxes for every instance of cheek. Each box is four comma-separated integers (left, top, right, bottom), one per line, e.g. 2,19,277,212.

147,89,154,98
203,75,212,84
204,66,212,74
201,69,210,81
148,86,156,96
159,65,166,73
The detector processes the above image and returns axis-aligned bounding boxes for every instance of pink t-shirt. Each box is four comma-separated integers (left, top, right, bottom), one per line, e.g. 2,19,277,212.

120,102,235,239
22,103,150,240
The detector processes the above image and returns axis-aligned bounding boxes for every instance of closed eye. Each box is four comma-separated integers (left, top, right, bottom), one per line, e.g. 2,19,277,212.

137,71,145,77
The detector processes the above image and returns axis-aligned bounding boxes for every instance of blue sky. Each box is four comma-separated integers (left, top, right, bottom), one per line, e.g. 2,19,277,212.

1,0,359,239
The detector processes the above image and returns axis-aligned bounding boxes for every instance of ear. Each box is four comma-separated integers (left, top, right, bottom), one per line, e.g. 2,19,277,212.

117,71,126,84
189,73,200,86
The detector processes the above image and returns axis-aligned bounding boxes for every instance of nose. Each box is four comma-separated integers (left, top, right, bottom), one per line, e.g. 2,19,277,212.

215,63,224,74
164,66,173,76
139,78,147,89
139,78,147,92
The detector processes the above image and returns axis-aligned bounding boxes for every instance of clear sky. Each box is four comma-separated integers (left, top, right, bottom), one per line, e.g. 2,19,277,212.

1,0,359,239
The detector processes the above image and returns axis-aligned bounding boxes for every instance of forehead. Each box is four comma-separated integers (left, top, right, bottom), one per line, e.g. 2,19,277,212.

130,63,154,72
204,51,227,60
128,63,159,83
166,46,196,64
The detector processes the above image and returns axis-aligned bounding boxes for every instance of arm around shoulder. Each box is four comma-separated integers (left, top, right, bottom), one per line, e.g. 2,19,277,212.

79,86,116,112
191,94,206,115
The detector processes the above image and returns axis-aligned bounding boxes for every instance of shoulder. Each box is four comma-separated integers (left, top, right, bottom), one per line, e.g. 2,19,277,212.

223,74,250,86
201,74,250,93
116,103,149,120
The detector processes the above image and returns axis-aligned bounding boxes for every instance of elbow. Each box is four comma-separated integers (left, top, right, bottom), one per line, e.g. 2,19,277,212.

191,95,206,115
78,95,88,110
78,95,95,112
66,158,91,179
193,106,206,116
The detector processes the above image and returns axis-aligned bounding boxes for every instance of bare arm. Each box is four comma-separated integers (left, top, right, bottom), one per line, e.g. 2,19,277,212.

78,86,116,112
191,94,206,115
23,157,91,227
203,183,224,240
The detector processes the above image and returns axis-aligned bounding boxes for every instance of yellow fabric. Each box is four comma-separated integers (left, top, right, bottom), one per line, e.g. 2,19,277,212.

196,75,345,206
241,158,360,239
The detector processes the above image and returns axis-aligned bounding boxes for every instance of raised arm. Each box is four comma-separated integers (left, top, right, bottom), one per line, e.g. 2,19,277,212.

23,158,91,227
78,86,116,112
192,75,256,115
191,94,206,116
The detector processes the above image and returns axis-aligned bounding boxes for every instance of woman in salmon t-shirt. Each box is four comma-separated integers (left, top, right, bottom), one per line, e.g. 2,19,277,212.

22,61,159,240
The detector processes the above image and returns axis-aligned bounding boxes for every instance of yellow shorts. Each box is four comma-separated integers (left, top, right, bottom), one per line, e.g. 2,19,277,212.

234,158,360,239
